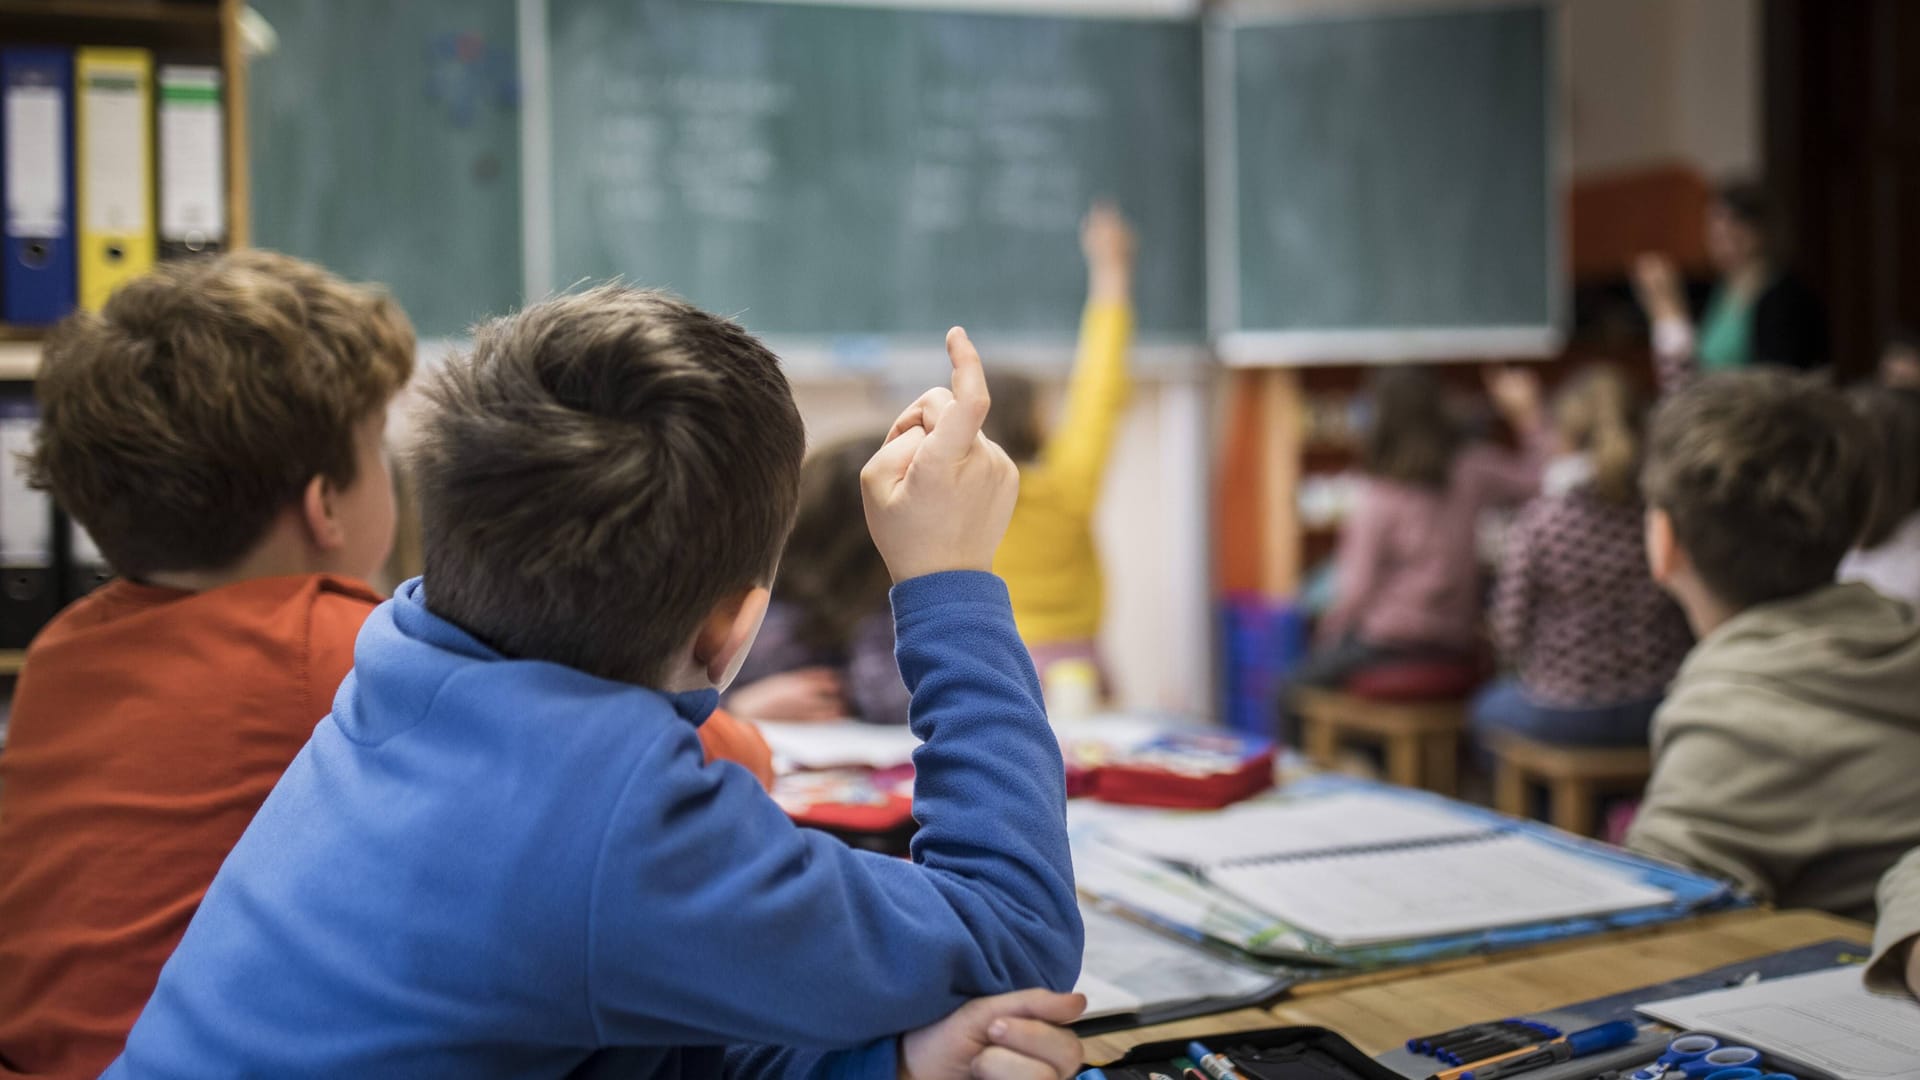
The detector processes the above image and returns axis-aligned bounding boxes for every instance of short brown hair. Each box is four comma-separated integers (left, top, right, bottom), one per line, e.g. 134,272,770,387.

1363,366,1462,489
1851,385,1920,549
411,285,805,687
981,372,1042,464
29,250,414,578
777,433,892,652
1642,370,1871,609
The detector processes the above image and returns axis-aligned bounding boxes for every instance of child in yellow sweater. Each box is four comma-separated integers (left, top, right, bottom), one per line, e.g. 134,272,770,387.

987,202,1135,687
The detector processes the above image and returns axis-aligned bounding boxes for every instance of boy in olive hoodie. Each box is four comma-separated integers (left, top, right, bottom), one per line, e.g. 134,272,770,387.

1627,371,1920,920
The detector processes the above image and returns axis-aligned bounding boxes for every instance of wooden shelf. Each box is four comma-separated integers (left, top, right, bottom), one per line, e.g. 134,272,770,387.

0,650,25,676
0,1,221,48
0,0,219,26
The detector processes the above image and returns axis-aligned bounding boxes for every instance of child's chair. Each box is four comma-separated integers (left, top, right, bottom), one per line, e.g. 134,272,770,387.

1293,659,1480,795
1488,732,1652,837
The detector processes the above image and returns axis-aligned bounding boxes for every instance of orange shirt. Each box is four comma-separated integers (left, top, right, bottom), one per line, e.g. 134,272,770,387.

0,576,774,1078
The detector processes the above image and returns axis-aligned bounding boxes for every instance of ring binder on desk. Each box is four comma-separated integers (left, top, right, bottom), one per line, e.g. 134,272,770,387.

2,47,78,325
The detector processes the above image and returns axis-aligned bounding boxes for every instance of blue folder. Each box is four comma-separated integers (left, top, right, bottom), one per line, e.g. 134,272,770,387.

2,47,78,325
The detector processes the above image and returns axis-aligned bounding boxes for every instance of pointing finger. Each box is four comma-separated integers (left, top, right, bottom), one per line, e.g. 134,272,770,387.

927,327,991,459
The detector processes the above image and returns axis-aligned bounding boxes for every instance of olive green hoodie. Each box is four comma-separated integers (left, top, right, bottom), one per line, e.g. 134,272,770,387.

1626,583,1920,921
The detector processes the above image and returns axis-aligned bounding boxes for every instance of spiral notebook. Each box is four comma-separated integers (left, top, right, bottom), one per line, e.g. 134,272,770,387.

1208,829,1677,948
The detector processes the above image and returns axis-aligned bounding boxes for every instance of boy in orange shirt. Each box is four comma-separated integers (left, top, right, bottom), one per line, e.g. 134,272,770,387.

0,252,775,1078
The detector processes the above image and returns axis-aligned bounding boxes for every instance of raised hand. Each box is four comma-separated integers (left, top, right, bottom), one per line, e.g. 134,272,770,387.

900,989,1087,1080
1631,252,1688,324
860,328,1020,584
1082,201,1136,305
1482,365,1545,437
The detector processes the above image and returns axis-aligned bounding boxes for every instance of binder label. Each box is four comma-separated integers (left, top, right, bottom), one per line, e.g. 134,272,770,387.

4,86,64,238
82,69,150,233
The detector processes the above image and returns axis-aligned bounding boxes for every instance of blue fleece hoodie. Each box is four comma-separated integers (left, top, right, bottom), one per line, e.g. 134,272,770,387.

106,572,1081,1079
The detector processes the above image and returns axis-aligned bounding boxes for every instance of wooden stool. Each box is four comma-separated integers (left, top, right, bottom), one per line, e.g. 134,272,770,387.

1490,733,1651,837
1294,687,1468,795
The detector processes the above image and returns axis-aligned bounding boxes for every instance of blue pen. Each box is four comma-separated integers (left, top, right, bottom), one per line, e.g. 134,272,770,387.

1458,1021,1640,1080
1074,1070,1109,1080
1188,1041,1251,1080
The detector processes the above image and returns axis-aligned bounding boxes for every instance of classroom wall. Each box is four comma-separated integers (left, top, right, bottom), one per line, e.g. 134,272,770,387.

1566,0,1759,178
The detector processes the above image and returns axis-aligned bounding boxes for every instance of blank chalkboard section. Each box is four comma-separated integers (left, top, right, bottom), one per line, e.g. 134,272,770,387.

549,0,1204,345
249,0,522,339
1228,4,1554,341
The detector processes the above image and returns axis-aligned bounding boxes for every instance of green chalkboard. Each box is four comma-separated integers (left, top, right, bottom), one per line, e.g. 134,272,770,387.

1226,4,1556,345
547,0,1205,348
248,0,522,339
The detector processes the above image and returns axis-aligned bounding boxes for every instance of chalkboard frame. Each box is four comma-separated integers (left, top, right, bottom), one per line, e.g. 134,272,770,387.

1206,0,1567,367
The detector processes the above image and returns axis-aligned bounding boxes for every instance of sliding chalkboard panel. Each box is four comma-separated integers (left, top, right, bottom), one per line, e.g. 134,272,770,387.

1218,3,1558,362
249,0,523,340
547,0,1205,352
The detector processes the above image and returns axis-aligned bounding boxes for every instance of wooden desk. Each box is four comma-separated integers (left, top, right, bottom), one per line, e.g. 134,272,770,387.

1083,909,1870,1062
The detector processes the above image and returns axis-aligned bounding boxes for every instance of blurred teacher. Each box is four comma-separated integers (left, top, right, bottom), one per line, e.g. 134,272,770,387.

1633,181,1827,383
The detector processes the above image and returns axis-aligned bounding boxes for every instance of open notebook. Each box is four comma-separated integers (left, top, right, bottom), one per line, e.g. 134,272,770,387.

1106,790,1676,948
1210,831,1676,947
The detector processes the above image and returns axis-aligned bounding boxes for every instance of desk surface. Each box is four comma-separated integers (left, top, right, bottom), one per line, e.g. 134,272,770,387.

1083,908,1870,1062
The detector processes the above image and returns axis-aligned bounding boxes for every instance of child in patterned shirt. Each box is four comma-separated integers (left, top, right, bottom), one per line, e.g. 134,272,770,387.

1472,366,1693,749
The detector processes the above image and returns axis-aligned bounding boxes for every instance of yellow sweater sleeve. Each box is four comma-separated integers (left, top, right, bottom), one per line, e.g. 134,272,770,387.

1038,300,1134,515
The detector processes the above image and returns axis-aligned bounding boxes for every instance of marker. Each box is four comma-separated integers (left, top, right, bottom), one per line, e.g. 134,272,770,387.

1073,1071,1108,1080
1440,1021,1639,1080
1174,1057,1207,1080
1413,1021,1514,1053
1188,1041,1250,1080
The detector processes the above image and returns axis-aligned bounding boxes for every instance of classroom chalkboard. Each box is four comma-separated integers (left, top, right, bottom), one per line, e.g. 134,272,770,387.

1218,3,1557,360
545,0,1206,349
248,0,523,340
244,0,1559,364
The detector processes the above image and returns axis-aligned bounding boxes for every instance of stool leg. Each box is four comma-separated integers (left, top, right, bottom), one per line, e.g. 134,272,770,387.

1495,759,1528,819
1423,732,1459,797
1386,733,1422,788
1553,778,1597,836
1304,716,1338,769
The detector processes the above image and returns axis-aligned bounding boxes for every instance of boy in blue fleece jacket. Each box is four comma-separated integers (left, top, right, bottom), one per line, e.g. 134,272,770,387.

107,287,1086,1079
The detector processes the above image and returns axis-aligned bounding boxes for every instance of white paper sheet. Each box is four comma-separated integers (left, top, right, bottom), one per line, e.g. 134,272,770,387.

1638,966,1920,1080
1074,903,1280,1021
1210,832,1675,947
755,720,921,770
1109,790,1486,869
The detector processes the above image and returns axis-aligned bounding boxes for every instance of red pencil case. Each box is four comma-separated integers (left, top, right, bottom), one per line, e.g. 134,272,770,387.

774,763,915,835
1068,731,1276,809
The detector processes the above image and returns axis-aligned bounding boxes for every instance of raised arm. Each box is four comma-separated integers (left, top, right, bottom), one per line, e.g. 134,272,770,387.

1042,203,1135,511
587,330,1080,1050
1632,253,1699,395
